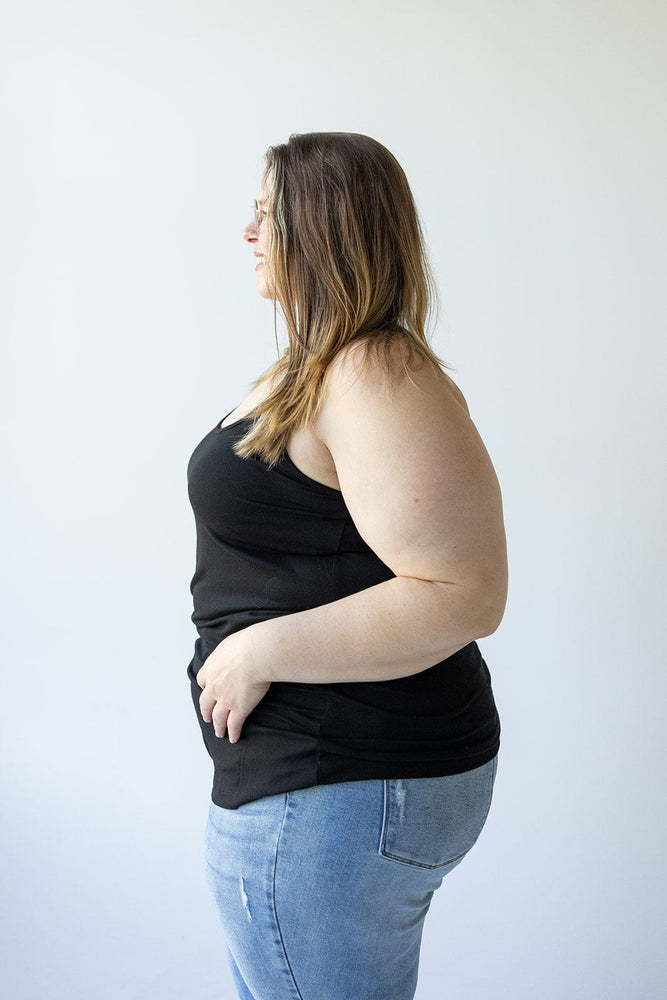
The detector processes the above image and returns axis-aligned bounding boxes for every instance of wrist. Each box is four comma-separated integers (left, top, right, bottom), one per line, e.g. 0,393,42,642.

244,618,281,685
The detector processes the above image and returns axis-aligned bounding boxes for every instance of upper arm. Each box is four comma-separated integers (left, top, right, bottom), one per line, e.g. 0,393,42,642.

316,345,507,607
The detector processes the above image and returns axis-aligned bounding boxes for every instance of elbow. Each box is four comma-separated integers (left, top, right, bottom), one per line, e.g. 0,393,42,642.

472,554,509,638
436,576,507,640
472,583,508,638
409,572,508,642
475,603,506,638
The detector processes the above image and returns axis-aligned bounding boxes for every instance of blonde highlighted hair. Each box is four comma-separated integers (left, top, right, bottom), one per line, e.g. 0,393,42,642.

236,131,444,465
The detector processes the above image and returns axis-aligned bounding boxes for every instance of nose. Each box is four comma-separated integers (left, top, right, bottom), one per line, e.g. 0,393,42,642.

243,217,257,243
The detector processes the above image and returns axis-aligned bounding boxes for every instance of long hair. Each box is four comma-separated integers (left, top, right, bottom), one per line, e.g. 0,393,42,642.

235,131,443,465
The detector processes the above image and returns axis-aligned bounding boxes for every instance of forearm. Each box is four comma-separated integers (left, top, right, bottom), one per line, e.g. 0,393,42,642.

198,556,506,742
246,575,504,685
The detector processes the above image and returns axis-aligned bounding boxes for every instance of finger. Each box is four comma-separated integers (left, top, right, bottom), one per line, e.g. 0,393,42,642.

226,710,247,745
211,703,231,740
196,666,206,690
199,687,216,724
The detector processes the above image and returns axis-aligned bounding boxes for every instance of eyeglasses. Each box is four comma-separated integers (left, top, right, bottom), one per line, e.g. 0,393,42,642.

252,199,271,231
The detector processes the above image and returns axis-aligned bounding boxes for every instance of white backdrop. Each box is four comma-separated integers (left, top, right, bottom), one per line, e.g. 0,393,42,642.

2,2,666,998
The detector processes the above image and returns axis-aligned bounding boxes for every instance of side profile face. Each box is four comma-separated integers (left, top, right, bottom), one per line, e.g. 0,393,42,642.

243,173,274,300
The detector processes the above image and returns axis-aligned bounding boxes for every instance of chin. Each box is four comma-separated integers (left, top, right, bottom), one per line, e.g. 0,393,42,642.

256,271,275,300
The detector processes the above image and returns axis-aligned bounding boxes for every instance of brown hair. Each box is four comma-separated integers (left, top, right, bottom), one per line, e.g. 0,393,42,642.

235,131,444,465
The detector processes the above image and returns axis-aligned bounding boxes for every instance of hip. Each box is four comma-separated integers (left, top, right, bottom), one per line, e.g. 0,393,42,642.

203,758,498,1000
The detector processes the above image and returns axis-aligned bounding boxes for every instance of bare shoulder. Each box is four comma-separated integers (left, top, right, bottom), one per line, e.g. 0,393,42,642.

317,336,471,435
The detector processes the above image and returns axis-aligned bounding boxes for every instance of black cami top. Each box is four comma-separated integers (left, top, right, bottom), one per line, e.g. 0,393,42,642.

186,416,500,809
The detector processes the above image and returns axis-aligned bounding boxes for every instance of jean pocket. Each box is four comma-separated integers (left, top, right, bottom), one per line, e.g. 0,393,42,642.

379,757,497,870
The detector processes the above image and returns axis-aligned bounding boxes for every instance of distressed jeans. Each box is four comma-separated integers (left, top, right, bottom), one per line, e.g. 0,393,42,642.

204,757,497,1000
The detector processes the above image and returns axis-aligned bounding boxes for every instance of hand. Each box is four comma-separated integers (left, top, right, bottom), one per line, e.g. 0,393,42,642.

196,629,271,743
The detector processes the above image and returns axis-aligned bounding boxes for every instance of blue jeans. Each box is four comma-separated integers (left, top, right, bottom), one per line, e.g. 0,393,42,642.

204,757,497,1000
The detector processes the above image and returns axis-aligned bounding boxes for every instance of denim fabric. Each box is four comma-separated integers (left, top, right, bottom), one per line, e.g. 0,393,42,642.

204,758,497,1000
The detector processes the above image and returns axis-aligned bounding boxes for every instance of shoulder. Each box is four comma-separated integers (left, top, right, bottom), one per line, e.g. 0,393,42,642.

316,333,470,436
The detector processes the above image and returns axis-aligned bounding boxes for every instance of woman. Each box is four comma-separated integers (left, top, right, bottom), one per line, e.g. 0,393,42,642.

186,132,507,1000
